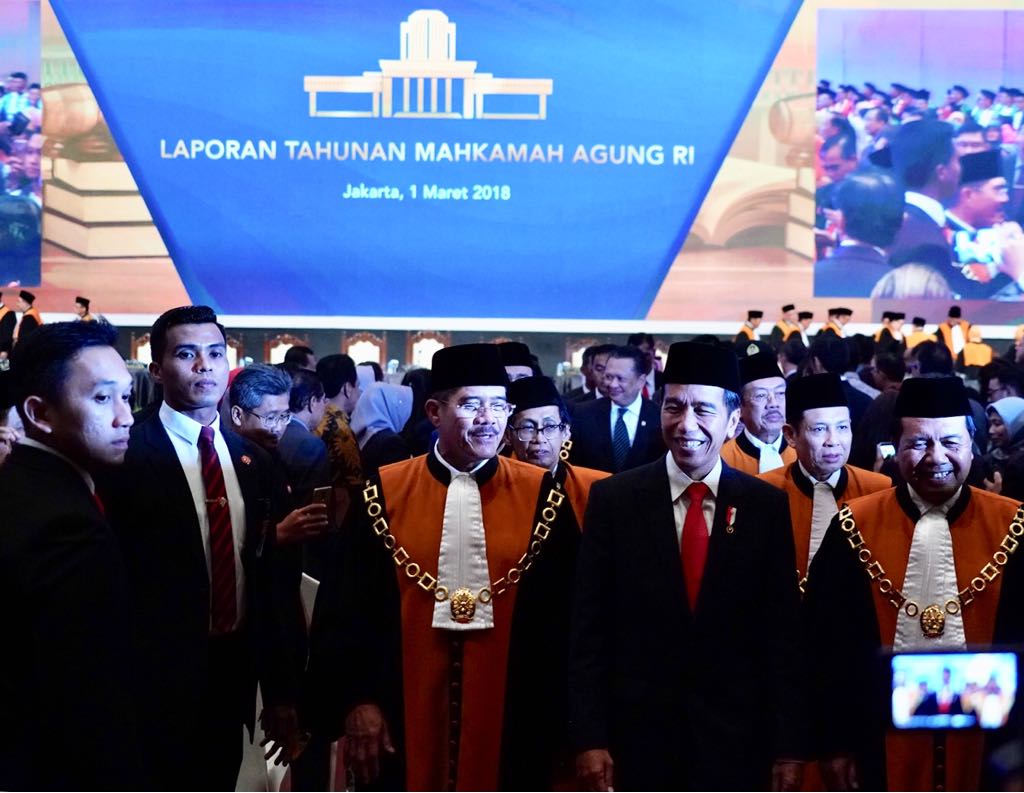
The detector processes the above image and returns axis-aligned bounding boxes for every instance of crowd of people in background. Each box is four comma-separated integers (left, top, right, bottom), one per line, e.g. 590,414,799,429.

814,79,1024,300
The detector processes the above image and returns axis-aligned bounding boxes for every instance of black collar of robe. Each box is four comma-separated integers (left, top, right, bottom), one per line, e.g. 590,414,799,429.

791,460,850,501
735,430,790,460
894,481,971,524
426,447,500,487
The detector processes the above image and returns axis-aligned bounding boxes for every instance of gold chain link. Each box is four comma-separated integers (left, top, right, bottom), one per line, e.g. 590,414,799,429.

361,477,566,609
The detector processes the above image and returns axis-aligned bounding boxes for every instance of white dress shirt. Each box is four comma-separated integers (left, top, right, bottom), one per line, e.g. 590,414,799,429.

667,453,723,545
159,402,247,629
798,462,842,567
609,391,643,446
950,323,966,356
894,486,966,650
905,191,947,227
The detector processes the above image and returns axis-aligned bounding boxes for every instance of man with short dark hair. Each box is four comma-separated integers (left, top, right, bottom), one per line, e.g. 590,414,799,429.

816,133,858,229
805,376,1024,790
627,332,663,398
888,120,962,270
721,351,797,474
283,344,317,371
953,117,987,156
814,171,904,297
570,341,807,790
861,107,894,166
565,345,600,404
279,367,329,506
0,321,140,789
806,335,873,430
314,354,362,492
102,305,300,789
568,345,664,473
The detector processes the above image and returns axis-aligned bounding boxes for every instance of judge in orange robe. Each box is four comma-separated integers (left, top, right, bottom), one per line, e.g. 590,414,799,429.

760,373,891,589
734,309,763,348
804,376,1024,791
721,350,797,475
307,344,567,791
502,375,609,788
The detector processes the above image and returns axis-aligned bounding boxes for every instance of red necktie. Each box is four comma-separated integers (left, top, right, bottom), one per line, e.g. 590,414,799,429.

90,491,105,516
642,383,651,400
681,481,711,609
198,426,237,634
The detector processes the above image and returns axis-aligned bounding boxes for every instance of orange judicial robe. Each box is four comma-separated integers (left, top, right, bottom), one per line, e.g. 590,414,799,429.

378,453,546,791
838,486,1020,791
937,320,971,352
720,432,797,476
905,329,932,350
960,341,993,367
735,324,757,345
819,320,845,337
561,462,609,527
759,462,891,584
13,305,42,342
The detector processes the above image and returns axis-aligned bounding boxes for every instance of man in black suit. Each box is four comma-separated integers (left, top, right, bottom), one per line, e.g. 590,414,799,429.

102,306,300,790
570,341,806,791
888,120,961,270
0,291,16,357
815,170,904,297
806,335,873,432
0,320,140,789
627,332,664,399
568,345,664,473
565,343,614,406
276,367,330,506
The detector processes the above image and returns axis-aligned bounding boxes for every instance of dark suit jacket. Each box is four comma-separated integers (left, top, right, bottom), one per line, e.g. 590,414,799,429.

0,305,15,353
568,396,665,473
815,244,892,297
0,444,140,790
277,418,329,504
569,459,807,790
888,203,950,269
101,412,297,789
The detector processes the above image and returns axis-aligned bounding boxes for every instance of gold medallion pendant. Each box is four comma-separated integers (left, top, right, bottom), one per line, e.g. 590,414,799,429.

920,604,946,638
450,588,477,623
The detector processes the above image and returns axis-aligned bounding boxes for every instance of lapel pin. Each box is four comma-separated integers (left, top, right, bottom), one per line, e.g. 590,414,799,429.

641,420,647,427
241,454,252,465
725,506,737,534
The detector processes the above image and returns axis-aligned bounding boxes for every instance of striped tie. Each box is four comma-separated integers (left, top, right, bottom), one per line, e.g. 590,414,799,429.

198,426,237,634
612,406,630,471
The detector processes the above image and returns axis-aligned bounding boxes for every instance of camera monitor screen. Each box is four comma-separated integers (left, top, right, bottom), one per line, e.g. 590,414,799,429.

891,651,1017,730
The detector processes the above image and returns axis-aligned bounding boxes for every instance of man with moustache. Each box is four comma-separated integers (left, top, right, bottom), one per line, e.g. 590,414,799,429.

758,374,890,592
805,376,1024,791
307,343,562,790
501,375,609,787
720,350,797,475
570,341,807,791
0,321,140,789
102,306,300,790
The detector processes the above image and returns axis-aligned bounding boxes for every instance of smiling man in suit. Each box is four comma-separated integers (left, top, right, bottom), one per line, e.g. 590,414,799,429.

102,305,300,790
568,345,664,473
570,341,807,791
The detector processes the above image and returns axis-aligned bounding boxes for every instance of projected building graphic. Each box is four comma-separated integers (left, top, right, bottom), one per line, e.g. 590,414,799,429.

303,9,553,120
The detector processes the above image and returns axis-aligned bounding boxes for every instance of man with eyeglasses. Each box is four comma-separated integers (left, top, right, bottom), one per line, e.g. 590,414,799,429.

503,375,609,787
721,351,797,475
100,306,302,789
570,341,807,791
308,343,566,790
569,345,664,473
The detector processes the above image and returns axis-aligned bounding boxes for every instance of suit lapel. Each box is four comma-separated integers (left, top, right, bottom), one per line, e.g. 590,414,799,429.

639,460,691,622
138,416,209,574
594,398,615,466
697,463,743,617
624,399,658,468
222,428,270,562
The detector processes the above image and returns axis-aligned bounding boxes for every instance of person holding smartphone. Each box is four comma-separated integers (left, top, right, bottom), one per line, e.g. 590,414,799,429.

805,376,1024,791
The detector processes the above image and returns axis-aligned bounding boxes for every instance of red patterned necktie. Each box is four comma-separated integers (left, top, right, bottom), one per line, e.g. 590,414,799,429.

198,425,237,634
681,481,711,609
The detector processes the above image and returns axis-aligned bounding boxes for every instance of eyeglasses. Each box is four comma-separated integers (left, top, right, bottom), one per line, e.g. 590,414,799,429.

511,423,566,441
444,399,514,419
745,388,787,405
244,409,292,428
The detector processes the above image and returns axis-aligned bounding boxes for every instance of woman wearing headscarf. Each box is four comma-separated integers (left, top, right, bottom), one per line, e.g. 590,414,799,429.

351,381,414,476
985,396,1024,500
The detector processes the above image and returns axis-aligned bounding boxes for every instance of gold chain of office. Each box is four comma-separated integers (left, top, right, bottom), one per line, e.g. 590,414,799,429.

837,503,1024,639
362,479,566,624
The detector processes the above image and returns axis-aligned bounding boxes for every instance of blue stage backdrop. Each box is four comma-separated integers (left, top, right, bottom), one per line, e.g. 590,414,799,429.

50,0,799,319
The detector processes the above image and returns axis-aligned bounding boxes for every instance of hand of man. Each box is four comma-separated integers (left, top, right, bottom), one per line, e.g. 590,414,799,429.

576,748,614,791
821,755,859,791
984,470,1004,495
276,502,330,545
259,705,304,766
771,760,805,792
344,703,395,785
0,424,20,465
